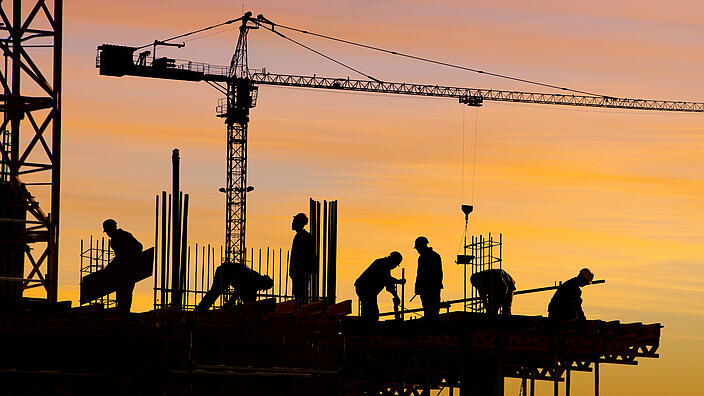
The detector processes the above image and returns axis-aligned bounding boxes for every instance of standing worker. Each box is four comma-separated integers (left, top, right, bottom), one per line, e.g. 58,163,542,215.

470,268,516,318
354,252,405,322
102,219,143,314
196,262,273,312
548,268,594,320
413,236,443,320
289,213,314,302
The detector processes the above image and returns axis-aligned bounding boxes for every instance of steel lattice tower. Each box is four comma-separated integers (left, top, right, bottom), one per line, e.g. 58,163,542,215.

223,13,257,267
0,0,62,303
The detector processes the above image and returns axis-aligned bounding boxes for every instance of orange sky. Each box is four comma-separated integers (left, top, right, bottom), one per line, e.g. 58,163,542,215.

46,1,704,394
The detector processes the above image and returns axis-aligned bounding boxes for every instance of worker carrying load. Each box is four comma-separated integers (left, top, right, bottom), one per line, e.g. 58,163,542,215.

80,219,154,314
470,268,516,318
355,251,405,322
196,262,274,312
413,236,443,320
289,212,314,303
548,268,594,320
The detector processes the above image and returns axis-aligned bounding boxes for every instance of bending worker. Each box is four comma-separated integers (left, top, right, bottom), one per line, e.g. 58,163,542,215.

102,219,143,314
289,213,314,302
355,251,405,322
414,236,443,320
197,262,274,312
548,268,594,320
470,268,516,318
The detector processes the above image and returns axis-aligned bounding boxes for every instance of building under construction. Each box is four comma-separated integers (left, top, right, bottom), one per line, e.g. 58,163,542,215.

2,2,699,395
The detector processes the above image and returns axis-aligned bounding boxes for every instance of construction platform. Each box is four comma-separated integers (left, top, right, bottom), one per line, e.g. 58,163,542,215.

0,299,661,396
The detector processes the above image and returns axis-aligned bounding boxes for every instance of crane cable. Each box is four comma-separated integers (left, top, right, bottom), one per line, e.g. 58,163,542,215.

134,17,245,50
256,18,605,97
259,23,382,83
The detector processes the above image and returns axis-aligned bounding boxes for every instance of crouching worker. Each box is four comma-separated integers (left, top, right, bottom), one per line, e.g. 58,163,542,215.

470,269,516,318
196,262,274,312
355,251,405,322
548,268,594,321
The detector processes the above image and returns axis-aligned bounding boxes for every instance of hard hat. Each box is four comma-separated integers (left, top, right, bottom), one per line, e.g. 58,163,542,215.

293,212,308,226
102,219,117,232
579,268,594,284
414,236,429,249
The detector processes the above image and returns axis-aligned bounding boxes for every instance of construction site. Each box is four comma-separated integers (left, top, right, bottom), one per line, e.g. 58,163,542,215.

2,2,703,395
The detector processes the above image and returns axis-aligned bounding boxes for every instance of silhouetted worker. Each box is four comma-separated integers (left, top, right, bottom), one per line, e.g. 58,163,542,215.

196,262,274,312
354,252,405,322
470,269,516,318
289,213,314,302
102,219,143,314
414,236,443,320
548,268,594,321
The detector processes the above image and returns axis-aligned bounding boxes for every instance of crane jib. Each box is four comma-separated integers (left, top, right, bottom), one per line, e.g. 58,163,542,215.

96,44,704,112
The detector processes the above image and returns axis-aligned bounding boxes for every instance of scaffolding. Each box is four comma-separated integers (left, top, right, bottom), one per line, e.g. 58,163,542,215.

79,236,115,308
466,233,502,313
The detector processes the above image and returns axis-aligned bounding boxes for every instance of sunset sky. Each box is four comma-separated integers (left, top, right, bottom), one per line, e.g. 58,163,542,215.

46,1,704,394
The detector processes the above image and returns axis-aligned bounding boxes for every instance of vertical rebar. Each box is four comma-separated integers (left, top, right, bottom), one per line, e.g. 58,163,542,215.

178,193,189,309
286,251,290,298
207,244,211,288
160,191,167,308
322,200,327,301
279,248,282,302
171,149,182,309
153,194,159,309
166,193,172,305
401,267,405,321
201,245,205,294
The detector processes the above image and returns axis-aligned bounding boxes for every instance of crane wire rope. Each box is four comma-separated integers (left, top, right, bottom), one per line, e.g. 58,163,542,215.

135,17,244,50
257,19,605,97
260,24,382,82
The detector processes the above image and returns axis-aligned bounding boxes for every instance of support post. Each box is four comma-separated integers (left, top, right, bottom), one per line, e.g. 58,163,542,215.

594,361,599,396
171,149,181,308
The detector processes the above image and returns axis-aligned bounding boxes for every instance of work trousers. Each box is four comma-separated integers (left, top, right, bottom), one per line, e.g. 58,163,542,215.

291,273,308,302
420,289,441,320
356,287,380,322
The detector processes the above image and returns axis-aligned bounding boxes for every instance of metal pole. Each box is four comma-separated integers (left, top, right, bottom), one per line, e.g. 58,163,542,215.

171,149,181,308
401,268,405,321
322,200,327,301
554,354,559,396
160,191,167,308
594,361,599,396
48,0,63,303
179,193,189,308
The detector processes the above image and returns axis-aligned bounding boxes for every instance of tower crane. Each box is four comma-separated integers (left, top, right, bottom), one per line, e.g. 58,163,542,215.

96,12,704,301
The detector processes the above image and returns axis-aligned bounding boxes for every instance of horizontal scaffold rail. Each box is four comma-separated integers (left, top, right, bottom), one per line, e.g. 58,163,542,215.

249,72,704,112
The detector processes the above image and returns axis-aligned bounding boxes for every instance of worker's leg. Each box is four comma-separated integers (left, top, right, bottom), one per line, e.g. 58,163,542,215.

197,266,225,312
116,281,135,315
420,290,440,320
501,290,514,317
291,274,306,301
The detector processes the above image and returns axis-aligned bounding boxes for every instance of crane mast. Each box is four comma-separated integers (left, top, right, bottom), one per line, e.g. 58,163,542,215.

220,12,258,267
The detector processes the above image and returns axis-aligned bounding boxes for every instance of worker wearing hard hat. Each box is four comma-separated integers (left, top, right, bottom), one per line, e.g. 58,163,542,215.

414,236,443,320
289,213,314,302
102,219,143,314
470,268,516,318
548,268,594,321
354,251,405,322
